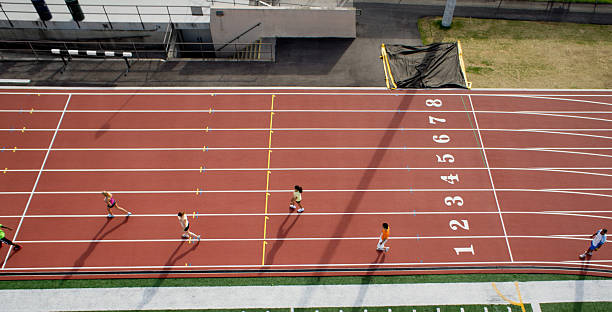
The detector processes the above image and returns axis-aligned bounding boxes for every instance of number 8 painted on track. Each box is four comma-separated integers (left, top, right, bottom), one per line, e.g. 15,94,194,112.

425,99,442,107
444,196,464,206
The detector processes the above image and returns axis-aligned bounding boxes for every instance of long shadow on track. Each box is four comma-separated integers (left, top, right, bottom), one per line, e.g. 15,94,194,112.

60,216,130,285
573,258,592,312
265,209,301,265
137,240,200,309
315,95,413,266
94,94,136,139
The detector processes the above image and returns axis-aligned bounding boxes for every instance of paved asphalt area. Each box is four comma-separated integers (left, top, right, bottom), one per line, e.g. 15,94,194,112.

0,0,610,87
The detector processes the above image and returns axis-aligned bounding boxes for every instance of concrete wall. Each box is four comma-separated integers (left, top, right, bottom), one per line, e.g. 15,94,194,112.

210,6,355,54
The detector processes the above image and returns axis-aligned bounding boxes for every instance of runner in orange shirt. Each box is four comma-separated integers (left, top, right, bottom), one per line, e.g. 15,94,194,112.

376,222,390,252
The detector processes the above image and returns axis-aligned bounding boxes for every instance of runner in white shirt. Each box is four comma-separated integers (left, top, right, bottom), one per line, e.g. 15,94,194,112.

580,228,607,259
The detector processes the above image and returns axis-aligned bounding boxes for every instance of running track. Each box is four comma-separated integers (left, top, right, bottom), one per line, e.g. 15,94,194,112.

0,87,610,279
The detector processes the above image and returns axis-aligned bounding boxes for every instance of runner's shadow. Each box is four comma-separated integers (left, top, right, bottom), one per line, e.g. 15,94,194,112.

353,252,386,307
60,217,130,284
265,210,301,265
94,94,136,139
317,95,413,265
137,240,200,309
573,257,591,312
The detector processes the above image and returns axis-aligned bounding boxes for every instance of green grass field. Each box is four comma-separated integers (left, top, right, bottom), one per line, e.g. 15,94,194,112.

418,17,612,88
0,273,608,289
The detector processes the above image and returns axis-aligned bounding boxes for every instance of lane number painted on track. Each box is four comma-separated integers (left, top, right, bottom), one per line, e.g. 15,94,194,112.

449,220,469,231
441,173,460,184
428,116,446,125
444,196,464,206
436,154,455,163
425,99,443,107
426,98,473,256
454,245,475,255
433,134,450,144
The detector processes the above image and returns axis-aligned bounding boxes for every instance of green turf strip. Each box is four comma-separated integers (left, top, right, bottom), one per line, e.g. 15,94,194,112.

540,302,612,312
0,273,608,290
76,304,532,312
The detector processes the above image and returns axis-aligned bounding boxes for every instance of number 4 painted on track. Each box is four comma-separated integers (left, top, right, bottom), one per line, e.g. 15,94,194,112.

441,174,459,184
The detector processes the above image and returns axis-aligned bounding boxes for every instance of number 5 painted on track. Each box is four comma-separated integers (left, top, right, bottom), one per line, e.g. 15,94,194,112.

449,220,469,231
444,196,464,206
428,116,446,125
436,154,455,163
425,99,442,107
433,134,450,144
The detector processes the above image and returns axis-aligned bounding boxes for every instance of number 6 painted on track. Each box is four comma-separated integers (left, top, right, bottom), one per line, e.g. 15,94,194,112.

433,134,450,144
444,196,464,206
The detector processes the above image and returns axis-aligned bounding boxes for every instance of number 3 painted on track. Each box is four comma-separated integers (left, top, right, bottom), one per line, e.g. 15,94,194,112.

444,196,464,206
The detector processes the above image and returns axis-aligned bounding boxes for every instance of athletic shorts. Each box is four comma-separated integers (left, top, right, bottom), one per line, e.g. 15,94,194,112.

589,242,604,251
107,201,116,208
184,224,190,231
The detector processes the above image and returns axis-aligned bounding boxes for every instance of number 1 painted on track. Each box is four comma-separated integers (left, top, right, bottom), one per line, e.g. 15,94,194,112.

454,245,475,255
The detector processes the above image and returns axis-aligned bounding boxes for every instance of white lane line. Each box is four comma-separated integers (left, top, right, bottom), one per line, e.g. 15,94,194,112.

11,234,594,244
2,260,612,272
5,167,612,171
2,109,612,114
1,94,72,270
3,128,612,132
468,94,514,262
4,167,612,178
12,147,612,151
1,188,611,195
1,210,611,219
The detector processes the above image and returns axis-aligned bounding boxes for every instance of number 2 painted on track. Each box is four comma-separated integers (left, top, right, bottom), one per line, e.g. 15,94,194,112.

444,196,464,206
428,116,446,125
449,220,469,231
436,154,455,163
425,99,443,107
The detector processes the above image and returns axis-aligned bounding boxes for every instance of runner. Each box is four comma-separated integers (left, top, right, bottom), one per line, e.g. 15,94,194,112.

0,224,22,251
580,228,607,259
376,222,390,252
102,191,132,218
289,185,304,213
178,212,201,240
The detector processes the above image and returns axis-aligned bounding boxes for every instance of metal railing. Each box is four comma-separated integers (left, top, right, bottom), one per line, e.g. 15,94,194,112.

0,1,251,29
0,39,274,61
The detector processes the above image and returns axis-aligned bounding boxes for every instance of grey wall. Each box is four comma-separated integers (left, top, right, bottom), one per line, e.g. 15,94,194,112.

210,6,356,54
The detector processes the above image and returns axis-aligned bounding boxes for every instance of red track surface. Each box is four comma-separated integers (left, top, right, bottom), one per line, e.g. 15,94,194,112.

0,88,611,279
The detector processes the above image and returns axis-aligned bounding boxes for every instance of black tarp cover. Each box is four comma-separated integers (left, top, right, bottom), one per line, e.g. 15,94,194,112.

381,42,469,89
